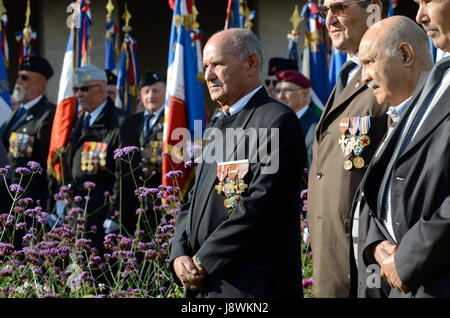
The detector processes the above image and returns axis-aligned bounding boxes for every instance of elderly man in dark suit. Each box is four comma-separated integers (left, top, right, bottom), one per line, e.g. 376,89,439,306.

170,28,306,298
133,72,166,188
308,0,391,297
359,4,450,298
0,55,55,207
62,64,140,251
351,16,433,298
275,70,319,169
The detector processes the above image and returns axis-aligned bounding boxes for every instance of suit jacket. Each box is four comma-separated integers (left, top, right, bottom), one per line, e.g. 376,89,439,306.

170,87,307,298
63,99,141,250
308,67,389,298
133,110,164,188
0,96,55,206
362,58,450,298
350,71,430,298
299,106,320,169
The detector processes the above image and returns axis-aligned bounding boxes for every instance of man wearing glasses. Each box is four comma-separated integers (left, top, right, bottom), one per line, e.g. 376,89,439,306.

0,55,55,209
307,0,390,297
62,64,141,252
265,57,299,97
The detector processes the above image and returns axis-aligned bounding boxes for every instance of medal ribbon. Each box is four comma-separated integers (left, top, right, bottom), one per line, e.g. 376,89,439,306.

339,117,350,135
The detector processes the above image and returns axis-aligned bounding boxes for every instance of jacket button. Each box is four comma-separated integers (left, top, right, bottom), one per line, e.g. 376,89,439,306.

316,172,323,179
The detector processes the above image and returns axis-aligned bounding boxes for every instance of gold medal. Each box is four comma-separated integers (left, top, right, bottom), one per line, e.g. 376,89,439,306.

343,159,353,171
353,156,365,169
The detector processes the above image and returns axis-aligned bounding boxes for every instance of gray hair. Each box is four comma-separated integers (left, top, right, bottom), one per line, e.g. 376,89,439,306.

384,18,432,68
214,28,264,72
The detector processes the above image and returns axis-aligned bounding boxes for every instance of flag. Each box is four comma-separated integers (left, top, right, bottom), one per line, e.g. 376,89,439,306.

163,0,206,192
104,19,118,71
47,0,90,183
116,32,139,114
15,28,37,62
225,0,255,30
0,48,11,126
287,30,300,61
301,1,328,112
0,3,8,68
328,47,347,89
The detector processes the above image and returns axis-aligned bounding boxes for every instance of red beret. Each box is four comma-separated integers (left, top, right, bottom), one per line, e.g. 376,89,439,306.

276,70,312,88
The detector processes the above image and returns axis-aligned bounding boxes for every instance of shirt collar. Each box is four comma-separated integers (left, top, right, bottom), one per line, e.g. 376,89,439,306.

144,105,164,118
296,106,309,119
348,52,360,66
228,85,263,117
21,95,44,111
386,96,412,124
86,100,108,126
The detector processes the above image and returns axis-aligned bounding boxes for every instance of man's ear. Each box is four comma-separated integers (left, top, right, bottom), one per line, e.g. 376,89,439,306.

399,42,414,67
246,53,259,74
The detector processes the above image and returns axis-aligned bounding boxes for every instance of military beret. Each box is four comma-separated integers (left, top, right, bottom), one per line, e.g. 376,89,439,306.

268,57,299,76
105,69,117,85
140,71,165,88
74,64,107,85
19,55,54,80
276,70,312,88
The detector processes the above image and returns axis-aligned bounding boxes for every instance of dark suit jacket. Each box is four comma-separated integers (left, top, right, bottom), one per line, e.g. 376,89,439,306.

170,87,306,298
362,58,450,298
63,100,141,250
299,106,320,169
0,96,55,206
133,110,164,188
350,71,430,298
308,67,389,298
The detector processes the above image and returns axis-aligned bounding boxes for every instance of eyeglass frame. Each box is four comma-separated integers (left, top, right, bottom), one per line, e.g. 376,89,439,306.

318,0,370,19
15,73,30,82
264,79,280,87
274,87,307,95
73,84,102,93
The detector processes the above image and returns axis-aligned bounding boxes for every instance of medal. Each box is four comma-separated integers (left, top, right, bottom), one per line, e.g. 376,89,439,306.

359,135,371,147
215,164,228,195
339,117,350,135
343,159,353,170
353,145,364,156
353,156,365,169
339,135,347,154
349,117,359,136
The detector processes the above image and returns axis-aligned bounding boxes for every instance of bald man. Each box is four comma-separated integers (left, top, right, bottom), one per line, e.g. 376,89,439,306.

351,15,449,298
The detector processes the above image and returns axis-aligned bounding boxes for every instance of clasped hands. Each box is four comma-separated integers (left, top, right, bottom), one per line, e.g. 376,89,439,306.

374,240,410,294
173,255,207,292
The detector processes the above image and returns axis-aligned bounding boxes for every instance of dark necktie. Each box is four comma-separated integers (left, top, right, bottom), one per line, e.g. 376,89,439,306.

143,113,154,138
83,113,91,131
222,108,231,117
335,60,358,97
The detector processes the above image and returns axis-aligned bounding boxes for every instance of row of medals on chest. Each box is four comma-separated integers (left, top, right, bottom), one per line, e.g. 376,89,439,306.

215,163,249,216
339,116,371,170
81,142,108,172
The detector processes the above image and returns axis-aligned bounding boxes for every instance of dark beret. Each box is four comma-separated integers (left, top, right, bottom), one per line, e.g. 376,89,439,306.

19,55,54,80
105,69,117,85
139,71,165,88
268,57,299,76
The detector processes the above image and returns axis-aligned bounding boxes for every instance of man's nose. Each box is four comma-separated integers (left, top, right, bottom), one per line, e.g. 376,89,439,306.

204,67,216,82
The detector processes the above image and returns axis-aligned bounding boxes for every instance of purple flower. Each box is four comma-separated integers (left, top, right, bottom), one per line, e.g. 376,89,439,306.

17,198,33,206
9,184,24,193
165,170,183,179
135,208,145,216
300,190,308,199
302,278,314,288
0,268,13,277
27,161,43,174
83,182,96,190
184,161,193,168
15,222,27,230
15,167,31,175
0,243,14,257
74,196,83,203
0,165,10,175
13,206,25,214
114,146,140,160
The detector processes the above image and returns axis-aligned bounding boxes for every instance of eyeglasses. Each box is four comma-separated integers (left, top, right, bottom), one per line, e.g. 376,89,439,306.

15,73,30,81
73,84,101,93
265,79,279,87
318,0,369,19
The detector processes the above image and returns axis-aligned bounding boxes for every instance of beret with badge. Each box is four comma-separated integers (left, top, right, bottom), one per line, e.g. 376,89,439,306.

19,55,54,80
139,71,165,88
276,70,312,88
74,64,107,86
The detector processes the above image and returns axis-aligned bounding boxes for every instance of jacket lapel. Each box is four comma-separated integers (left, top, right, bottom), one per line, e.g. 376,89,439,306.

189,87,267,247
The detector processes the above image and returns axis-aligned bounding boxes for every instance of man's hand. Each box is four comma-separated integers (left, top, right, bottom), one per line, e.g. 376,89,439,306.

381,253,411,294
173,256,206,291
373,240,398,265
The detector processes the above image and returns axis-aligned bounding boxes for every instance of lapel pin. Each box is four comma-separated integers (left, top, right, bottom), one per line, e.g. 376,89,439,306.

355,82,361,89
